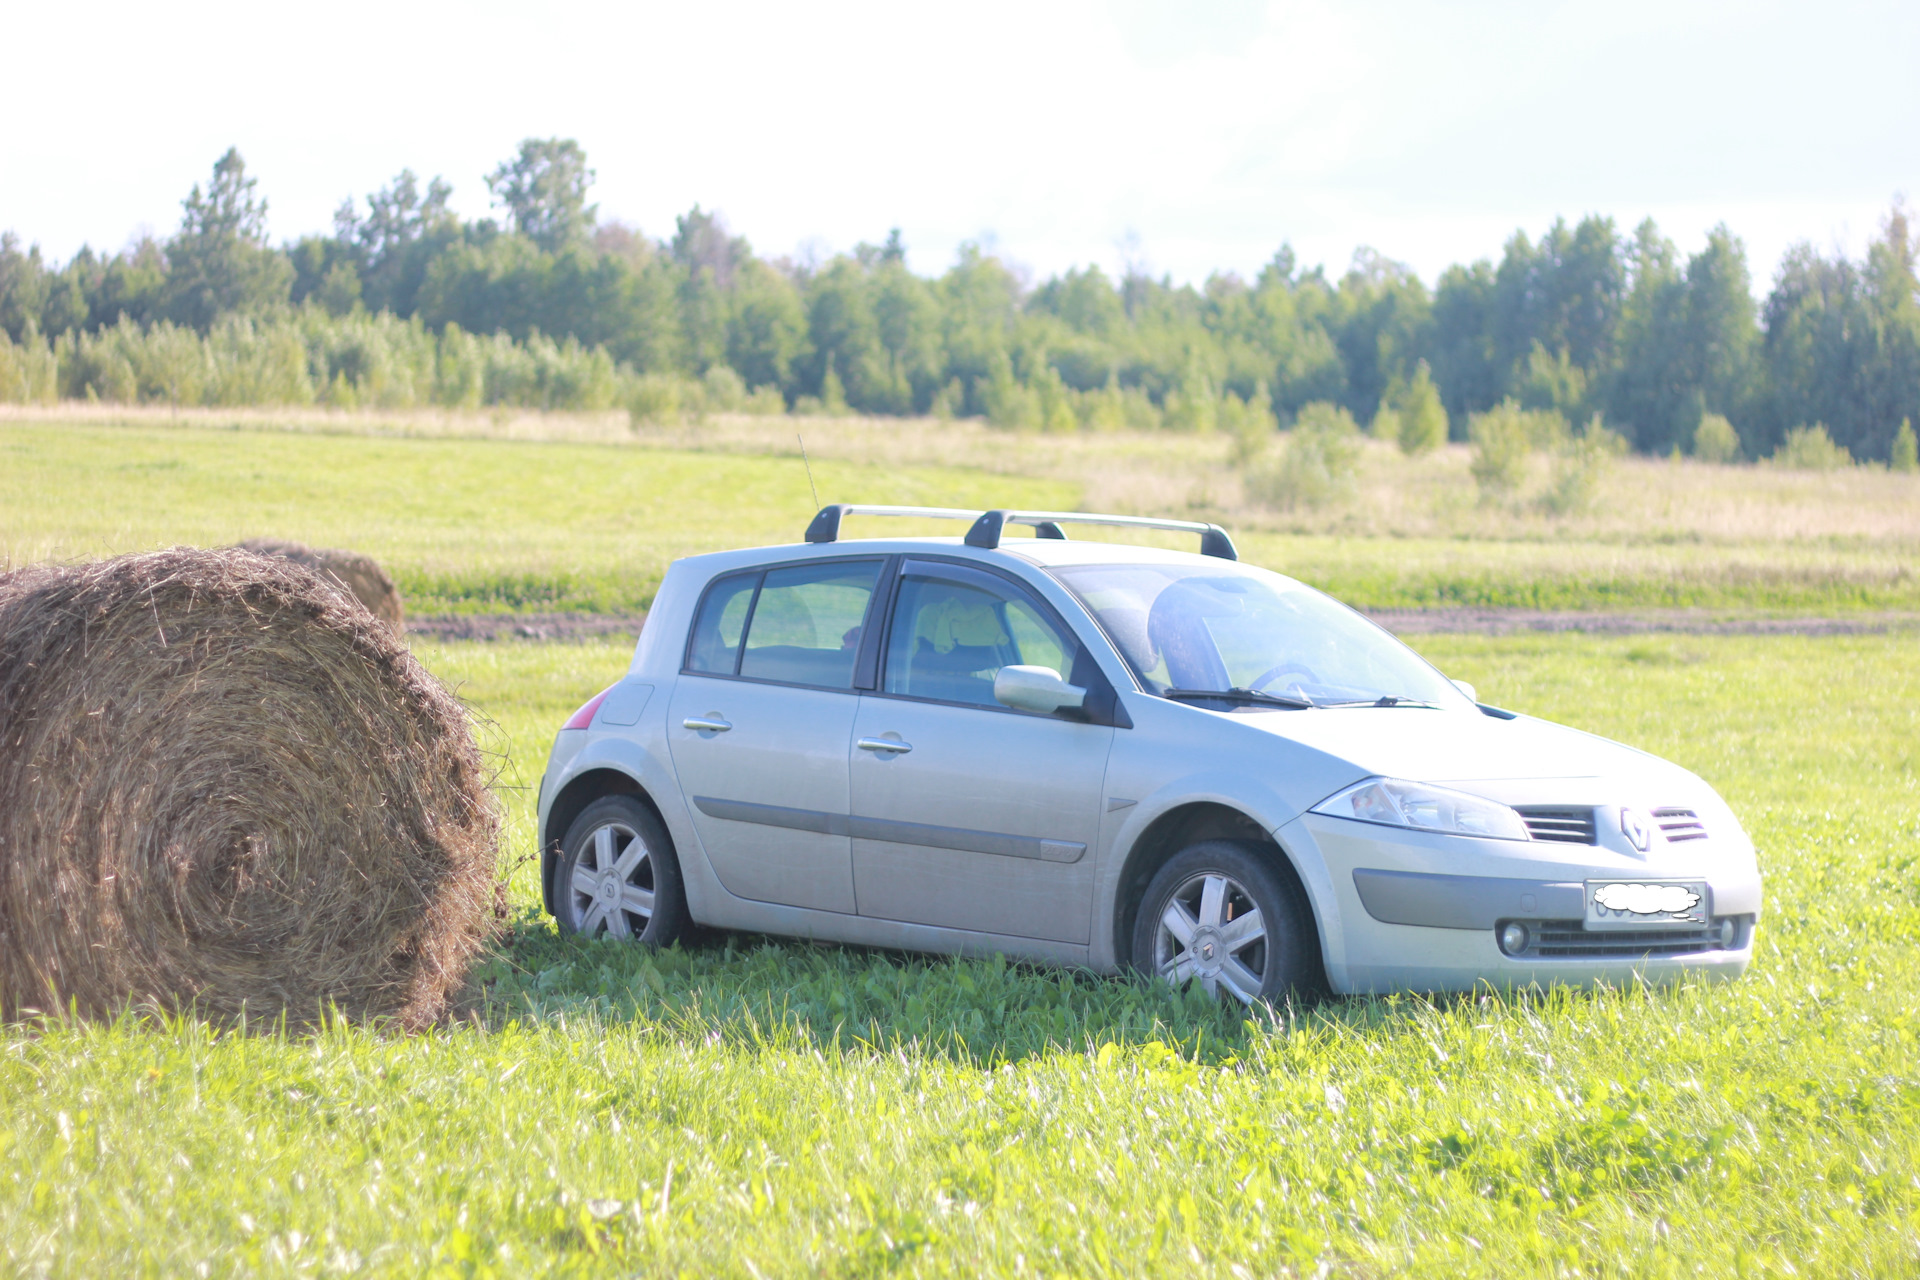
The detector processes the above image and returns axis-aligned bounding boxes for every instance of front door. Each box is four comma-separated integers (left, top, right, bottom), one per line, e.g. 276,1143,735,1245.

849,560,1114,943
667,558,882,914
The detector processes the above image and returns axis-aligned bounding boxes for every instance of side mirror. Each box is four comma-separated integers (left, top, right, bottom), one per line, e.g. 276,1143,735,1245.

1451,678,1478,703
994,665,1087,715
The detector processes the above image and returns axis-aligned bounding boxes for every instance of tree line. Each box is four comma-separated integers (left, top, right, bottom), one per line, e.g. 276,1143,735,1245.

2,141,1916,461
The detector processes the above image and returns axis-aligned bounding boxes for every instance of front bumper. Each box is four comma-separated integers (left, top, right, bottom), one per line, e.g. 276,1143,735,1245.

1289,812,1762,995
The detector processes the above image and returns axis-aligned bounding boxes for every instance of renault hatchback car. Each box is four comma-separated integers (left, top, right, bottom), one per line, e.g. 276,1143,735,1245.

536,506,1760,1001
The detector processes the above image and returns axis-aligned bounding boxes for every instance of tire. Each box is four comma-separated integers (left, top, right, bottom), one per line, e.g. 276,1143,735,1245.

1131,840,1319,1004
554,795,689,946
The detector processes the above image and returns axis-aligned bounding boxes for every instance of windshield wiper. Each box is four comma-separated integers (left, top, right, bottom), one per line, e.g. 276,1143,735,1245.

1163,687,1313,710
1315,695,1444,708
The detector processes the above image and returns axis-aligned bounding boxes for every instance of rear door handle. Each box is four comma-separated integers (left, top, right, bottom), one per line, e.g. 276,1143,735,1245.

683,716,732,732
857,736,912,754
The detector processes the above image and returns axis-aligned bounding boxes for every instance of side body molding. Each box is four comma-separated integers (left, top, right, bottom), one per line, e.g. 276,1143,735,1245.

692,796,1087,864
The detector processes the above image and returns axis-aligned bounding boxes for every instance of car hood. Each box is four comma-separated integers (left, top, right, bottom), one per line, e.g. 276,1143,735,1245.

1238,704,1696,797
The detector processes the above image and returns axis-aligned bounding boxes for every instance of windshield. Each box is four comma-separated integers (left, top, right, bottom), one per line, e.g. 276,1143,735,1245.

1052,561,1471,709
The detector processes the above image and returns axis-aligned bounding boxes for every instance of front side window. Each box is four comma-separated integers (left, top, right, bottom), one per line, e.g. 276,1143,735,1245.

884,565,1076,707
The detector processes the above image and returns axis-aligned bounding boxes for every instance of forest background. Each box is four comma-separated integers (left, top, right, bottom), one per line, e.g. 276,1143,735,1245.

2,139,1917,464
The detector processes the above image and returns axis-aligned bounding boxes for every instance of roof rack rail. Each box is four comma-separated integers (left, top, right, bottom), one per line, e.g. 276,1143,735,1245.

802,504,1237,561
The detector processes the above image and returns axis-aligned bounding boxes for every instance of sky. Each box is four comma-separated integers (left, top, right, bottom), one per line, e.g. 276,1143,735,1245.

2,0,1915,292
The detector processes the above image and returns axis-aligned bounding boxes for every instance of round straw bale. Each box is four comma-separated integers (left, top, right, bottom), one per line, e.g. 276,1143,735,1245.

0,547,500,1029
237,537,405,632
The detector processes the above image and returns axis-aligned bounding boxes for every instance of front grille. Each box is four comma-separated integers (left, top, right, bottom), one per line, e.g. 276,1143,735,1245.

1516,806,1597,844
1515,919,1727,959
1654,807,1708,842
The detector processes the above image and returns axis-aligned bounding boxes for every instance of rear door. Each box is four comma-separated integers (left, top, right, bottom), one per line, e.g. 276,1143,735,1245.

667,558,882,914
849,559,1114,943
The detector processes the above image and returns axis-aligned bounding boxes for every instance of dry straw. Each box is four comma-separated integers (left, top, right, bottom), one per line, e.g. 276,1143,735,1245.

237,537,405,632
0,548,500,1029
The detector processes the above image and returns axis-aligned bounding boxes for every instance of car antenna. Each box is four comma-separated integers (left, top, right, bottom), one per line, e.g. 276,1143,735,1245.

797,433,821,509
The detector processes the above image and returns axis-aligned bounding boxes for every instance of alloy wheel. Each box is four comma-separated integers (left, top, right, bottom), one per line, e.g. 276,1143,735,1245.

1153,872,1268,1003
567,821,656,939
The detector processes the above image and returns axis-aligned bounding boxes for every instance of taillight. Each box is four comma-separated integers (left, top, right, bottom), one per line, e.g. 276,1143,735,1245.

562,686,615,730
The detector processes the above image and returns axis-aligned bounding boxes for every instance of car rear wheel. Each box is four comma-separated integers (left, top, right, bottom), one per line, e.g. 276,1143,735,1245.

556,796,688,945
1132,840,1318,1004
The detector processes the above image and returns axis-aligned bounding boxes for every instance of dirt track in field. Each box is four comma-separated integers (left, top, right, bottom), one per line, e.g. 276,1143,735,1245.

407,609,1920,643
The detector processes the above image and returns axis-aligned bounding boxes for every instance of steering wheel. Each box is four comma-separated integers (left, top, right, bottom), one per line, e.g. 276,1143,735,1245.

1249,661,1320,693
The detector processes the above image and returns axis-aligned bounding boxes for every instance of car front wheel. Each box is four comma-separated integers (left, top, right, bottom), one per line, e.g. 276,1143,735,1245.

1132,840,1319,1004
556,796,689,945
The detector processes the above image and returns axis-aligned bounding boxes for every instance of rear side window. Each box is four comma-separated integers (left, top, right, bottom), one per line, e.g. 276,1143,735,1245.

684,559,882,689
686,572,759,674
739,561,881,688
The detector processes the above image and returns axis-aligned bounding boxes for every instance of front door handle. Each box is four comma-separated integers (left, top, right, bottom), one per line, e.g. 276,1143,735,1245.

683,716,733,732
857,736,912,754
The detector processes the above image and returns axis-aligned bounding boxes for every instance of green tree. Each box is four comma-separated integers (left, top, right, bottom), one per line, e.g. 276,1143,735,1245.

1692,412,1741,463
486,139,596,252
1391,359,1447,454
163,148,292,330
1893,418,1918,471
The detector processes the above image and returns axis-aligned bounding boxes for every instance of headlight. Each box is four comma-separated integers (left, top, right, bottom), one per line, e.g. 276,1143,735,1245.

1311,777,1530,842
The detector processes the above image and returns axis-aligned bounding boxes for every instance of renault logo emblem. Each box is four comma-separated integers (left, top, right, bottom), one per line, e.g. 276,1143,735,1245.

1620,807,1652,852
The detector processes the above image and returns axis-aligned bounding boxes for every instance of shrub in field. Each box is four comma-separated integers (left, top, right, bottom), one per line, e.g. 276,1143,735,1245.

1892,418,1917,472
1032,365,1079,433
1245,401,1362,511
1692,412,1742,463
1772,424,1852,470
743,383,788,416
700,364,749,412
1376,358,1447,455
1540,416,1629,515
929,377,964,421
628,372,703,425
1221,381,1278,465
1469,399,1568,498
0,324,58,404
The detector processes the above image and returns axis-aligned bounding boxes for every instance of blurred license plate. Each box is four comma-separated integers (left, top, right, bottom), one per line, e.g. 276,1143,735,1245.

1584,880,1710,931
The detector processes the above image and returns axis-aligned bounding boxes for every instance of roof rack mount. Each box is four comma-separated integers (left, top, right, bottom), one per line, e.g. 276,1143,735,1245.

803,504,1237,561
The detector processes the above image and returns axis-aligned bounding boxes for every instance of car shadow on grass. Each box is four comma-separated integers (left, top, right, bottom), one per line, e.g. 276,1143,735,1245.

464,917,1568,1066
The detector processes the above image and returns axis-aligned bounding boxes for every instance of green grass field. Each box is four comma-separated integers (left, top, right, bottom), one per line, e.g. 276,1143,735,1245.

3,415,1918,1275
5,415,1918,615
4,632,1916,1276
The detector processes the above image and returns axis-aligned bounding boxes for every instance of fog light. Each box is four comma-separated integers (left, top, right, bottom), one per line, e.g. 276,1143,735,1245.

1718,918,1736,948
1499,922,1530,955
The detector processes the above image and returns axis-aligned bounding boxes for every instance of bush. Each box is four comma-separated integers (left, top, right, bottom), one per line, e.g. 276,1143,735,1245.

1772,424,1852,470
1222,381,1278,466
1892,418,1917,473
701,364,748,412
1387,359,1447,455
744,384,787,416
1468,400,1567,498
1245,401,1362,511
629,372,702,425
1692,412,1742,463
1540,417,1628,515
0,324,60,404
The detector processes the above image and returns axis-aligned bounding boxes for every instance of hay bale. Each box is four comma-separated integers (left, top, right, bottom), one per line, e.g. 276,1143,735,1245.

238,537,405,632
0,548,500,1029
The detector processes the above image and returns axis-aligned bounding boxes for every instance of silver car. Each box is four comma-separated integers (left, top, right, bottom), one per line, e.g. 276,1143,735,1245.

537,506,1761,1002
